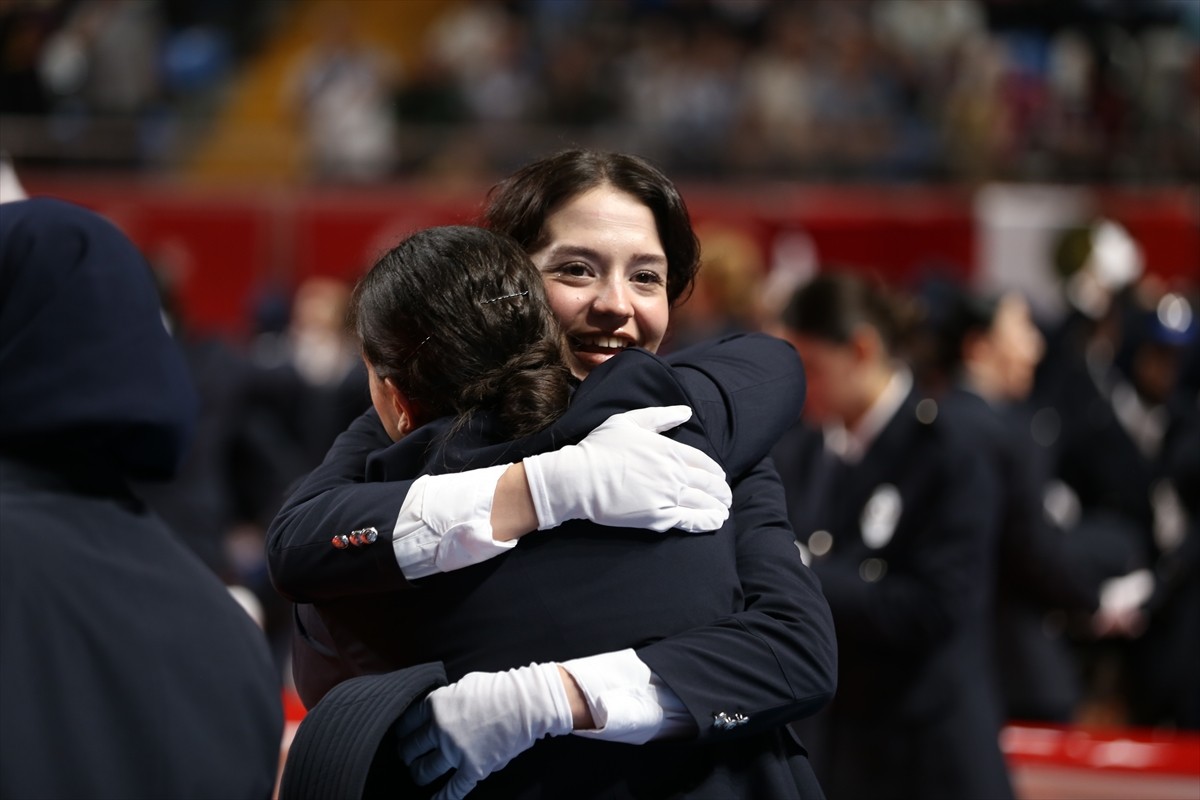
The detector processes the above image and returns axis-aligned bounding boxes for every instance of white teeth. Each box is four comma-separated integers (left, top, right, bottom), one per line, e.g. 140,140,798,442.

580,335,628,350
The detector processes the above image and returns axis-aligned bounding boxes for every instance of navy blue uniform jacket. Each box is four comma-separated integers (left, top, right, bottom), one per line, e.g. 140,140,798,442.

940,387,1103,722
267,334,837,799
774,390,1014,800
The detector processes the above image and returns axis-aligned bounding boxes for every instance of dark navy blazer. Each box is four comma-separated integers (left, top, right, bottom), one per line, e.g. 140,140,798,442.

774,389,1014,800
267,334,836,799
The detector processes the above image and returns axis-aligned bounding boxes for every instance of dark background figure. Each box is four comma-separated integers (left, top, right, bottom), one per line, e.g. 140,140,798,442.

1091,292,1200,729
917,281,1121,724
222,276,371,664
770,272,1013,800
0,197,283,799
135,240,254,586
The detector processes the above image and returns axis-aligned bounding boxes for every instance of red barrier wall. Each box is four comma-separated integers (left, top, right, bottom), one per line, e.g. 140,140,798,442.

18,177,1198,340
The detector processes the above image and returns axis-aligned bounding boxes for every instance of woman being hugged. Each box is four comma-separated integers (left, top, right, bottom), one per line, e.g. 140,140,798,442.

270,152,835,799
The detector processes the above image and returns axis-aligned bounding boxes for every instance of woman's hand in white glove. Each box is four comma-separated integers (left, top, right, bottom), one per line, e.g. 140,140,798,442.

522,405,731,533
396,662,575,800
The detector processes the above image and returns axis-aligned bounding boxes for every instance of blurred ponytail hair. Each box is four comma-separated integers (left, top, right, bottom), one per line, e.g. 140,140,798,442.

349,225,571,439
780,270,922,359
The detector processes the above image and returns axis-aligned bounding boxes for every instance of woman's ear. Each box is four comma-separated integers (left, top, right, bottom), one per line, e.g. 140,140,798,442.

849,323,884,365
382,377,419,438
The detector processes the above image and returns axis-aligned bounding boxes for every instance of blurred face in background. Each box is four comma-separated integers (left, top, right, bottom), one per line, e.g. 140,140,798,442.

529,184,670,379
1132,342,1180,407
981,293,1044,402
784,333,864,427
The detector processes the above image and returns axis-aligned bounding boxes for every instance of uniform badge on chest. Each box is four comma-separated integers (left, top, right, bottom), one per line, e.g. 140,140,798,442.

860,484,902,549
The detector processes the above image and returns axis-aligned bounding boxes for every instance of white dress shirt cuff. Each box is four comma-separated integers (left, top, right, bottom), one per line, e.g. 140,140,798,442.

391,464,516,579
560,649,694,744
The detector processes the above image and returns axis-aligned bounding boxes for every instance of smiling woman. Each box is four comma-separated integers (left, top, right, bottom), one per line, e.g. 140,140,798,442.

268,150,834,800
525,185,670,375
483,149,700,378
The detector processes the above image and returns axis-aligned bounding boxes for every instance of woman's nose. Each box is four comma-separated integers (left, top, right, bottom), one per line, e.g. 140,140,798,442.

592,277,631,317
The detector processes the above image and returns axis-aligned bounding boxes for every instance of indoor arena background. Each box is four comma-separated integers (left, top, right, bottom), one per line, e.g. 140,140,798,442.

2,1,1198,798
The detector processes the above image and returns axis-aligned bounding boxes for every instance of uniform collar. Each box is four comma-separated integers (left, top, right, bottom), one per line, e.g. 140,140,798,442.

825,366,912,464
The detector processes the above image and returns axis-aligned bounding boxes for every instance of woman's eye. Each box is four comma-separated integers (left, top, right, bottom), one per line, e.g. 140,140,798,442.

558,262,591,278
632,270,665,286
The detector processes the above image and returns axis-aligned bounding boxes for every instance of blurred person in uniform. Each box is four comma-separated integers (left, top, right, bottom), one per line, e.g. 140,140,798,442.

233,274,369,662
771,271,1014,800
1032,217,1144,441
0,197,282,799
1068,289,1200,728
1031,219,1198,724
235,275,369,530
1146,379,1200,729
919,280,1145,724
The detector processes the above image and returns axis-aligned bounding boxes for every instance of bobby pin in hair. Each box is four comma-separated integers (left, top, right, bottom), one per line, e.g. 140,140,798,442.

481,290,529,305
402,335,432,363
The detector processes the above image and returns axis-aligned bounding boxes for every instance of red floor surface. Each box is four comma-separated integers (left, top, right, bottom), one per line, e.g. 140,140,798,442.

279,689,1200,799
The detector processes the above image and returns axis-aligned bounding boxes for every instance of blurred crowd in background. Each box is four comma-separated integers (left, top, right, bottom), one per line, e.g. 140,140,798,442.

2,0,1199,183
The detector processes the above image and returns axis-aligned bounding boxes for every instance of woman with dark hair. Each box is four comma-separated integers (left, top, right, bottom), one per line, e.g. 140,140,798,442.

770,271,1015,800
483,149,701,308
268,151,835,798
351,224,574,441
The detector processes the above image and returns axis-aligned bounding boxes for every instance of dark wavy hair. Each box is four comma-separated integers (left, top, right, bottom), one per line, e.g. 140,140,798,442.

482,149,700,307
781,271,920,359
349,225,571,438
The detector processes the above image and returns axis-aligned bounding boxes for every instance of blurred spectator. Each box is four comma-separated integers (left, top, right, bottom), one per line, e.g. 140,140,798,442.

1030,217,1200,728
734,2,819,175
40,1,161,117
667,221,766,351
283,4,399,183
5,0,1199,181
807,8,904,178
36,0,164,165
134,238,251,585
0,0,62,116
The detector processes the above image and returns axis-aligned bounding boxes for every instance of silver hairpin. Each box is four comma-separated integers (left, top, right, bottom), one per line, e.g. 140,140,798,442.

481,290,529,305
402,335,431,362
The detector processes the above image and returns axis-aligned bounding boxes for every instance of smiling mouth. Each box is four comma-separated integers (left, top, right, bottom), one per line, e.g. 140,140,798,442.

571,334,633,354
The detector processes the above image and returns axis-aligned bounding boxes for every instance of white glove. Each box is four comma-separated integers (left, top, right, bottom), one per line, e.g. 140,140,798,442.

522,405,732,532
396,662,573,800
1094,568,1154,638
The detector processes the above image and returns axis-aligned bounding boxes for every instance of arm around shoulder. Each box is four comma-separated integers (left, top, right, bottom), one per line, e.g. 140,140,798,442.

666,333,806,477
266,409,417,602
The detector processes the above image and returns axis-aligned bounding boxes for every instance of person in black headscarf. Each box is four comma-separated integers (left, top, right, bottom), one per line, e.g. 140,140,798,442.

0,198,283,799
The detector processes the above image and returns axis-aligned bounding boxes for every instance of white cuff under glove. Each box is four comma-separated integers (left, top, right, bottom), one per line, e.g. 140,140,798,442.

396,662,574,800
392,464,514,580
561,649,696,744
523,405,732,532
